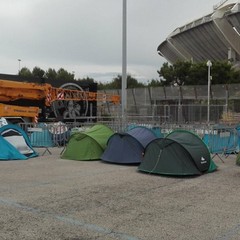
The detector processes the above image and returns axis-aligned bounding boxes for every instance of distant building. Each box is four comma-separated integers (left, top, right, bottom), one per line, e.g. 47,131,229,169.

157,0,240,67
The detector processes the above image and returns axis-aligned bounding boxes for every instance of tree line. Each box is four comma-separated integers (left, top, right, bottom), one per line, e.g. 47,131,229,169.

19,67,95,85
158,60,240,86
19,60,240,90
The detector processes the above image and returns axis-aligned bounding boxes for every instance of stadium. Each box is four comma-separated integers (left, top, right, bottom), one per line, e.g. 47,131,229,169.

157,0,240,66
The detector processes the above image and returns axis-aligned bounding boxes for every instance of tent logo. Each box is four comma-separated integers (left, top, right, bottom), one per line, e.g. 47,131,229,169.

201,157,207,164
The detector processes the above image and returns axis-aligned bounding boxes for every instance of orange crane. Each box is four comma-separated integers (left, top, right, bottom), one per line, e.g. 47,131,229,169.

0,79,120,123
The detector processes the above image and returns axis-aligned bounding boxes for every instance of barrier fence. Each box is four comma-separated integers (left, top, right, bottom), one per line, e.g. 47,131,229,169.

18,120,240,157
99,103,231,125
98,83,240,125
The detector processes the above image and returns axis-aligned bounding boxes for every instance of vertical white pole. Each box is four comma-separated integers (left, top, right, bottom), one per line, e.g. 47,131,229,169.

207,60,212,124
122,0,127,122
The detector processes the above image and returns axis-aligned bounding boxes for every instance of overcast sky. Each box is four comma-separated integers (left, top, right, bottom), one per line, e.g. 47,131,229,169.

0,0,219,83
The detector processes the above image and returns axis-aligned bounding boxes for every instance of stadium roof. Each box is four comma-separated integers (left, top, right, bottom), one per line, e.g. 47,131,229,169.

157,0,240,66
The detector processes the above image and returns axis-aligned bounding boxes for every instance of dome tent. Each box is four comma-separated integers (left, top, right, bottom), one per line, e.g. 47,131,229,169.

61,124,113,161
138,129,217,176
0,136,28,160
101,126,157,164
0,124,38,160
126,124,163,138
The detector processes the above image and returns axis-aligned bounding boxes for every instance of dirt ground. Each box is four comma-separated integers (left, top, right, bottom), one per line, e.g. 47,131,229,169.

0,147,240,240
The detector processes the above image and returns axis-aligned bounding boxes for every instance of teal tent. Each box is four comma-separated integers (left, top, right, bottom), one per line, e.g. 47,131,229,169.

0,136,27,160
139,130,217,176
61,124,114,160
0,124,38,160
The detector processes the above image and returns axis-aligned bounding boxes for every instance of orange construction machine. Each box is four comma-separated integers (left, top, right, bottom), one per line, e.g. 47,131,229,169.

0,79,120,123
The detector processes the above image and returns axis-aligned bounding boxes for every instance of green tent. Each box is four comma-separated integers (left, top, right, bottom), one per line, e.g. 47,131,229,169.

138,129,217,176
61,124,114,160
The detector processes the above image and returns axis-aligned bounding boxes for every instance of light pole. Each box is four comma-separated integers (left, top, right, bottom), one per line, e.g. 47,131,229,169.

207,60,212,124
18,59,21,73
122,0,127,122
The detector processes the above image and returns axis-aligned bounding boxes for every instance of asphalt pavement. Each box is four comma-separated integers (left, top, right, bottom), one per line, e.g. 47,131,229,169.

0,148,240,240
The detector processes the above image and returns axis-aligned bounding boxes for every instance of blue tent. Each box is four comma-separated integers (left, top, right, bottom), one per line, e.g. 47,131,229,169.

126,124,163,138
0,124,38,160
101,126,157,164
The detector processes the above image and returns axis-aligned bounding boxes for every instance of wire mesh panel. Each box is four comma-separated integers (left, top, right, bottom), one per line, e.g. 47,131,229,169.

211,84,227,100
194,85,208,100
181,86,196,100
131,88,151,105
152,104,225,124
126,89,135,106
150,87,166,100
164,86,180,100
228,84,240,99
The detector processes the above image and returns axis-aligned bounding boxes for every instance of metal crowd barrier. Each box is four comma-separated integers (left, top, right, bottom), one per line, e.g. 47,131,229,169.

18,122,90,155
18,121,240,158
160,124,239,161
202,126,239,162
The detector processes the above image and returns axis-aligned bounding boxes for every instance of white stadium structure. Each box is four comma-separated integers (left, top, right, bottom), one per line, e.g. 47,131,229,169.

157,0,240,67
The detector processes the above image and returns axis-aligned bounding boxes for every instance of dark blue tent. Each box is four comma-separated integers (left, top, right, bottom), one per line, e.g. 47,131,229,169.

126,124,163,138
101,126,157,164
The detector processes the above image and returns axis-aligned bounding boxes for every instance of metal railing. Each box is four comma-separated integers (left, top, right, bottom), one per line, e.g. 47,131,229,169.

18,120,240,159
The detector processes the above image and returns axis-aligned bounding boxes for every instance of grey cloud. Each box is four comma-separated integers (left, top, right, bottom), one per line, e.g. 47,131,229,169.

0,0,218,82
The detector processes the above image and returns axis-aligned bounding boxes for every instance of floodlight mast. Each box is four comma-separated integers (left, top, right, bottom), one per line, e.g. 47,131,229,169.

122,0,127,121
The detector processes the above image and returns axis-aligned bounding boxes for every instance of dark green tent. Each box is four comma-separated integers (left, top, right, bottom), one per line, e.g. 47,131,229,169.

138,129,217,176
61,124,113,160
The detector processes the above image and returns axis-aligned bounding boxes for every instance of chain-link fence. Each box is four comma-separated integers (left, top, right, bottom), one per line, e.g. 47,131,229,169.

98,83,240,125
